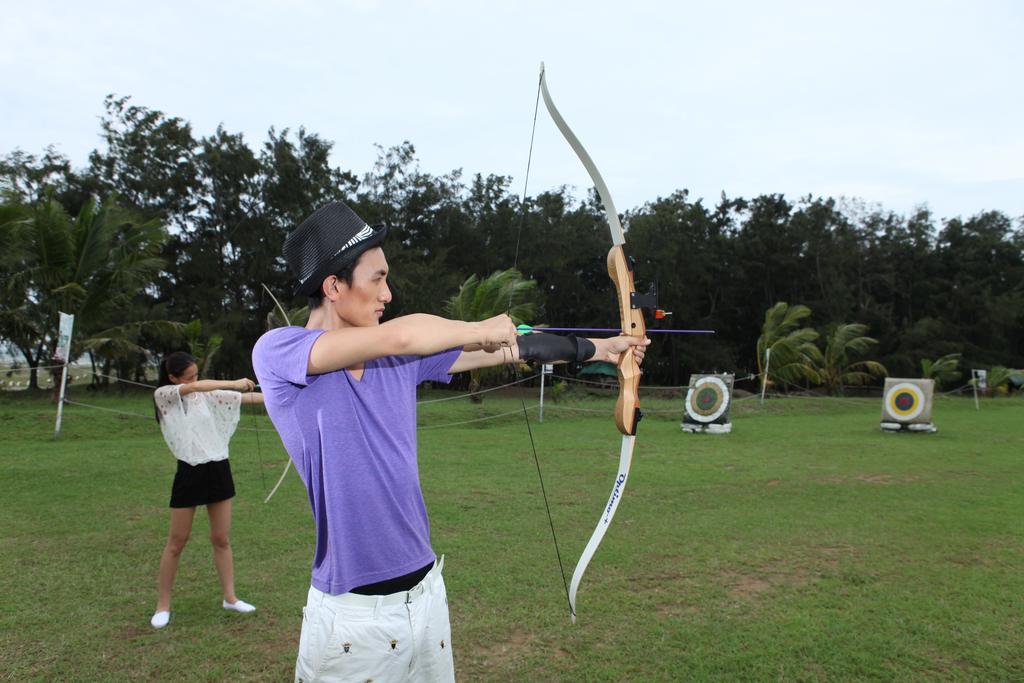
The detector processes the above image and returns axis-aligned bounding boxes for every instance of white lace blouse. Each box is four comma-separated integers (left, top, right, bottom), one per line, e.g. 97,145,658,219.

154,385,241,465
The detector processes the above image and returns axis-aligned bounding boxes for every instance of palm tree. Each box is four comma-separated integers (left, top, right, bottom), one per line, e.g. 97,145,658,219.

183,319,223,378
444,269,539,401
0,200,47,386
444,269,538,324
756,302,822,392
921,353,962,387
817,323,888,395
83,319,185,385
266,303,308,329
1,195,170,389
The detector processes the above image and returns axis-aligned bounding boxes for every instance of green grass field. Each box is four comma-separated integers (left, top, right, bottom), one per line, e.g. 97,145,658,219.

1,387,1022,681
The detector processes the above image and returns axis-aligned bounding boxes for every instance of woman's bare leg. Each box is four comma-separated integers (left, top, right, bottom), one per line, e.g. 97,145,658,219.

207,498,236,603
156,507,196,612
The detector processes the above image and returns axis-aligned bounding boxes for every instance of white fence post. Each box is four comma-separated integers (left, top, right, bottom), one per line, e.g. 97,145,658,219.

539,363,553,422
760,347,771,405
971,369,987,411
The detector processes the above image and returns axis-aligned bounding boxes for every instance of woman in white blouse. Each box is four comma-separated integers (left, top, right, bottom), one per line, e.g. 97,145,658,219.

150,351,264,629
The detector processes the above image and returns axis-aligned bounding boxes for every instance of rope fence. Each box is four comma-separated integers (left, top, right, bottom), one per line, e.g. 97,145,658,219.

53,374,548,432
9,366,1006,434
416,374,540,403
0,365,155,389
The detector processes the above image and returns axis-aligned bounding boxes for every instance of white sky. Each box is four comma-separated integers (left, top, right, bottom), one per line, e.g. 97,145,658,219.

2,0,1022,222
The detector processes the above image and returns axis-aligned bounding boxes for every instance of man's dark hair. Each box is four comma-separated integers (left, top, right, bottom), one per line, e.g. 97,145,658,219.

307,260,358,310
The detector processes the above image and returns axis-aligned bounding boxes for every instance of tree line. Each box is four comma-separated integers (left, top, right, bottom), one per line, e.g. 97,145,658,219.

2,95,1022,391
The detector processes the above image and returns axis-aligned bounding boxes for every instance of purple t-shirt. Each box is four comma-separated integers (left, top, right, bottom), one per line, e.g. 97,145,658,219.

252,326,461,595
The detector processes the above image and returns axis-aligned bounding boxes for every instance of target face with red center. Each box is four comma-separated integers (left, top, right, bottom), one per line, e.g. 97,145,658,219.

885,382,926,421
685,376,731,423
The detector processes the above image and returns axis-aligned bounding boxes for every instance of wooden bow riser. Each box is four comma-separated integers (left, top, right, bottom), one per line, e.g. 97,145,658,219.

607,245,646,436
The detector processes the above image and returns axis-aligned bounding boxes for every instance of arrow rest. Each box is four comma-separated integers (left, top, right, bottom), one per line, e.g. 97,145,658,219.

621,245,659,313
630,284,658,312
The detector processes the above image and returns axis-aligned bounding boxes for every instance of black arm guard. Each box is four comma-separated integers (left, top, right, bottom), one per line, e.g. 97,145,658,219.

517,333,596,364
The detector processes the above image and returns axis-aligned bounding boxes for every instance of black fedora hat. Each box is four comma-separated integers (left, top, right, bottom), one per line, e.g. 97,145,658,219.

284,202,388,297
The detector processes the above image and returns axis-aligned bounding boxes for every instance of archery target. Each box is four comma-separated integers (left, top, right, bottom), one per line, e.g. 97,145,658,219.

683,374,734,431
881,378,935,426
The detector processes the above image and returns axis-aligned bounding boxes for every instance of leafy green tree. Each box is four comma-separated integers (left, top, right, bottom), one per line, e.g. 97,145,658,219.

266,303,309,330
932,212,1024,367
356,142,474,319
817,323,888,395
443,269,539,400
82,319,185,384
627,190,731,384
0,200,45,385
866,207,940,374
756,302,822,390
921,353,962,387
509,189,607,329
733,195,804,310
0,195,171,389
87,95,199,227
6,92,1024,390
182,320,223,378
0,148,79,208
788,197,864,324
444,269,538,324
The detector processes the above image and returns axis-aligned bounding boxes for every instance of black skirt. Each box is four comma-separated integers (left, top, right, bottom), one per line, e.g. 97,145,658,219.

169,458,236,508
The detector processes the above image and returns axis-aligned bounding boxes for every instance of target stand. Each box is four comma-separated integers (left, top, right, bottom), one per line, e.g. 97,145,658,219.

880,378,937,433
682,374,734,434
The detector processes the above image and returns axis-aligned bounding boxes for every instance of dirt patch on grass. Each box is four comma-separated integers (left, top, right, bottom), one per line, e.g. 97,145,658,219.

817,545,854,560
720,545,851,601
468,627,571,666
818,473,921,485
727,574,775,598
473,628,535,658
655,601,702,618
718,567,810,601
627,565,704,617
633,568,695,611
460,628,572,682
121,624,151,638
856,474,897,484
938,470,981,479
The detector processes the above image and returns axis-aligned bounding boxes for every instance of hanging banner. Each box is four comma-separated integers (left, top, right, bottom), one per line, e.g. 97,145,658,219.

880,378,936,433
56,312,75,362
53,312,75,438
682,373,734,434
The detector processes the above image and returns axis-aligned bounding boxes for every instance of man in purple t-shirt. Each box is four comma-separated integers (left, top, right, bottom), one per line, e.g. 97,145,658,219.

253,201,648,682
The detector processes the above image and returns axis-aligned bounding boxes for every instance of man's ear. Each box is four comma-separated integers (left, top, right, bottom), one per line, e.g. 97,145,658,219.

321,276,338,302
322,275,348,303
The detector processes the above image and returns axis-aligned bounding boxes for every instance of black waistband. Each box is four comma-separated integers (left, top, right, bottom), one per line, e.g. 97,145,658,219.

350,561,434,596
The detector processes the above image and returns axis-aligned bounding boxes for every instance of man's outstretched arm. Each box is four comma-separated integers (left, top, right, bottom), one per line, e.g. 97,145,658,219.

309,313,517,375
448,333,650,374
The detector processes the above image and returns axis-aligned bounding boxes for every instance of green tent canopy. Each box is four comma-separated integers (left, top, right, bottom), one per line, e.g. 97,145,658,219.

578,361,617,378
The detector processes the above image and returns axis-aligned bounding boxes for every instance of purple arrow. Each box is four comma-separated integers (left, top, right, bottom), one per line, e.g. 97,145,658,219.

518,325,714,335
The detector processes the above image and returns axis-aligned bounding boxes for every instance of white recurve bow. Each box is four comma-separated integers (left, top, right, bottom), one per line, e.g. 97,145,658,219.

538,64,648,622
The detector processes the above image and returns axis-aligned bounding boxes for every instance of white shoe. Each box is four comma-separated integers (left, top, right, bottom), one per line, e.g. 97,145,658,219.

223,599,256,613
151,610,170,628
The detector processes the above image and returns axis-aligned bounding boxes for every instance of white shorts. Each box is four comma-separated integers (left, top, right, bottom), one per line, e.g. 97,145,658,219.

295,557,455,683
